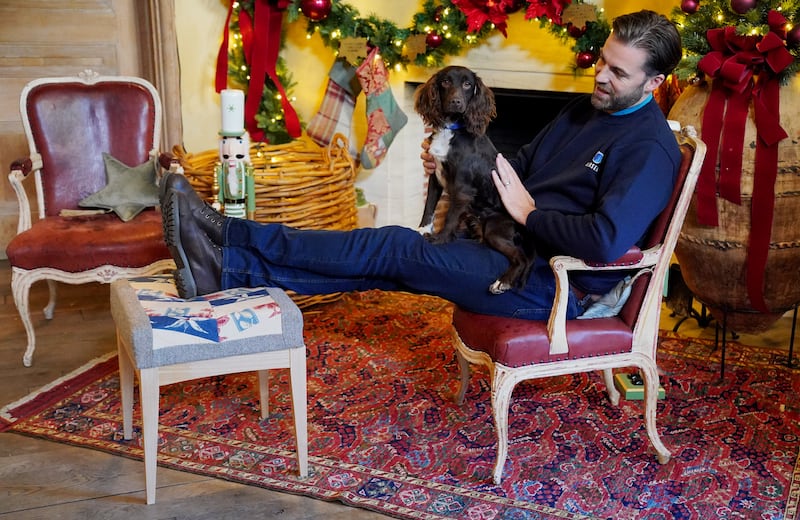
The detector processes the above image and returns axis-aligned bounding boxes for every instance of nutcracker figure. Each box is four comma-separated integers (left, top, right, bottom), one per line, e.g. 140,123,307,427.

215,89,253,218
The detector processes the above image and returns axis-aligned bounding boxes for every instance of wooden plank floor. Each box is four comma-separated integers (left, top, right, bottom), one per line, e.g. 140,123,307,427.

1,259,795,518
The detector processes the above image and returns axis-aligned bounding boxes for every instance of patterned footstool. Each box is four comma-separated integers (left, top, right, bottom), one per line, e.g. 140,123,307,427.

109,275,308,504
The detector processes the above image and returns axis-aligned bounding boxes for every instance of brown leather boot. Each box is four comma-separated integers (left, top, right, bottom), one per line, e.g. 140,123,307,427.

160,173,222,298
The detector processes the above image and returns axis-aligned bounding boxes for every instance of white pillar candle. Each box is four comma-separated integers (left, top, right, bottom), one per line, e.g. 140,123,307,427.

220,89,245,136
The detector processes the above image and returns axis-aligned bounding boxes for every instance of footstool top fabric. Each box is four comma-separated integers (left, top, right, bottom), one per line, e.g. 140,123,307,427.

110,276,304,369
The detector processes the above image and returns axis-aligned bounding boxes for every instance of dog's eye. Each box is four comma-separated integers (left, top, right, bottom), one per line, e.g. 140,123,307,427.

440,79,452,87
462,81,472,90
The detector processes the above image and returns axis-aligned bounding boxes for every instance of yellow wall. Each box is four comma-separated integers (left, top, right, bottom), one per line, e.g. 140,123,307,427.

175,0,679,153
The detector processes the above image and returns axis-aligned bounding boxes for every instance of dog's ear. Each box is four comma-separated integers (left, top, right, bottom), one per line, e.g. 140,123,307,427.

463,73,496,135
414,72,445,128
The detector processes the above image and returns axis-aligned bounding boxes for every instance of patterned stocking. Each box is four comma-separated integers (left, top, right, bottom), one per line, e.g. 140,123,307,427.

355,47,408,169
306,58,361,155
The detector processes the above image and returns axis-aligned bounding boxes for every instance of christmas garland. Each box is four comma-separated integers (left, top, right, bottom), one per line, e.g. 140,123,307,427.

224,0,800,144
672,0,800,85
282,0,609,70
223,0,610,143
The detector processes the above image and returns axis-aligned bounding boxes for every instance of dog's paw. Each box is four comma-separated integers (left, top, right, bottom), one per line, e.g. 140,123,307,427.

489,280,510,294
426,232,455,244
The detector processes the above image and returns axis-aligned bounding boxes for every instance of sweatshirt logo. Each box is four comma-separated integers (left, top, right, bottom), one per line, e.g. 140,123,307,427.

585,151,604,173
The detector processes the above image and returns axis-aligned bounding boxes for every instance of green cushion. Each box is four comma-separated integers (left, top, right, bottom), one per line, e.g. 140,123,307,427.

79,153,159,222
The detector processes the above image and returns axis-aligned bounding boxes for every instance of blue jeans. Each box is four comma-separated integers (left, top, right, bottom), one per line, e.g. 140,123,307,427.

221,220,581,320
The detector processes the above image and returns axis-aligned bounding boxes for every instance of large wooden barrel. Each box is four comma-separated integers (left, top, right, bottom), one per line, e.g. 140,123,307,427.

667,77,800,334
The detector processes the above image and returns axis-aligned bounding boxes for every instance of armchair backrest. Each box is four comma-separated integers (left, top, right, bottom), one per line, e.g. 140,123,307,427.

619,130,706,330
20,72,161,217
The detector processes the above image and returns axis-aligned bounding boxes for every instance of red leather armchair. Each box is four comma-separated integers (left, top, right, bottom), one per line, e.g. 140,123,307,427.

451,128,707,484
6,70,175,367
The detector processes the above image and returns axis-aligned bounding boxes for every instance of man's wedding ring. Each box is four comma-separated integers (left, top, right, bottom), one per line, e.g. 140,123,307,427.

503,181,510,186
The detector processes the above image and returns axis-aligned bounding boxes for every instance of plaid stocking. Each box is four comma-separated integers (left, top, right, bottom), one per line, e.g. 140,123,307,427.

356,47,408,169
307,58,361,154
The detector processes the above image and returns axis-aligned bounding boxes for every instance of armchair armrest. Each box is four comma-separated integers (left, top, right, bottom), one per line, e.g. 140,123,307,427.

546,245,663,355
585,246,644,267
10,157,33,176
8,152,43,234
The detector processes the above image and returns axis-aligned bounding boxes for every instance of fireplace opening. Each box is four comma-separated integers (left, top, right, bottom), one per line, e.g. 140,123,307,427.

488,87,583,156
406,83,583,156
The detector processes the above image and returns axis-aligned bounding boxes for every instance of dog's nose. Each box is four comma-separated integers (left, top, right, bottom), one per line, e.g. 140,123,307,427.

448,98,465,111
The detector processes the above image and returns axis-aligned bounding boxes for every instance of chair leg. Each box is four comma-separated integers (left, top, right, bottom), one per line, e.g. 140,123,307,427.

257,369,270,419
139,368,160,505
43,279,57,319
289,348,309,477
490,366,515,485
455,350,470,405
118,335,135,440
640,362,671,464
10,272,36,367
602,369,621,406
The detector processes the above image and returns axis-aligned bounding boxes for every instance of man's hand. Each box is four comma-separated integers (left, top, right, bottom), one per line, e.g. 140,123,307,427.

492,153,536,226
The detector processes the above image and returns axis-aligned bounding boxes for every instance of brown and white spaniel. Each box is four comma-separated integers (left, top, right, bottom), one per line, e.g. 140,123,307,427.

414,65,535,294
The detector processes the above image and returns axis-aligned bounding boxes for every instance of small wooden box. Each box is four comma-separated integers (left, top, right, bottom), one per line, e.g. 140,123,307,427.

614,373,665,400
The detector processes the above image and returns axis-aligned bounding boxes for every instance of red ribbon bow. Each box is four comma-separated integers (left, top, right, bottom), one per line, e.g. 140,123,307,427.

694,11,792,313
215,0,301,142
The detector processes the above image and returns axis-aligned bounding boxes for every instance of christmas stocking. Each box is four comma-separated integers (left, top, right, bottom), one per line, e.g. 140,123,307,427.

356,47,408,169
307,58,361,155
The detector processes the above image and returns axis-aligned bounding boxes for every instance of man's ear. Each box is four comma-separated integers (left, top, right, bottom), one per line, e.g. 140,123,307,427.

644,74,666,94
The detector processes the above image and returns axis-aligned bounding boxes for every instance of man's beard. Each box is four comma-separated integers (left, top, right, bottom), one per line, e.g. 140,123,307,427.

591,80,647,113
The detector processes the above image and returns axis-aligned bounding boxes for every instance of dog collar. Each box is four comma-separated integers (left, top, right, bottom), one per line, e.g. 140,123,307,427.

445,122,463,130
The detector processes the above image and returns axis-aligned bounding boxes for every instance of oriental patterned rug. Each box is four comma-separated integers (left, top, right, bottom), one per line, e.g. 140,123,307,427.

2,290,799,519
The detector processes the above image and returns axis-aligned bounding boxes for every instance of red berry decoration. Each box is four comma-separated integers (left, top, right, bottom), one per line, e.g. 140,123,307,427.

567,23,586,39
730,0,756,15
681,0,700,14
299,0,332,22
433,6,444,22
788,25,800,49
504,0,526,14
576,50,596,69
426,32,444,49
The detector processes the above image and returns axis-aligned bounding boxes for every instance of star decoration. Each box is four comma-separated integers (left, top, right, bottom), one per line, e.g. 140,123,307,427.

78,153,160,222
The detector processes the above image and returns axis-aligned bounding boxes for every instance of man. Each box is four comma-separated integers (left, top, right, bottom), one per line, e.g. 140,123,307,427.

160,9,682,321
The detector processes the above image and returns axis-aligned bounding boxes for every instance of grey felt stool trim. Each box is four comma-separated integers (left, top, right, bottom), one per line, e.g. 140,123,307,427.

110,279,305,370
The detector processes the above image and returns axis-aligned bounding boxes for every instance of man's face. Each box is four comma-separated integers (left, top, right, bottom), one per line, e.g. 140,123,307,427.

591,35,664,113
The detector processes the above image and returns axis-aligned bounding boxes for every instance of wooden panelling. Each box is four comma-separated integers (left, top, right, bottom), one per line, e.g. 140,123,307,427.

0,0,144,260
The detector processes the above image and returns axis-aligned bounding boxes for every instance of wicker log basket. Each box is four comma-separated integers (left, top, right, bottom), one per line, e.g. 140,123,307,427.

173,133,358,309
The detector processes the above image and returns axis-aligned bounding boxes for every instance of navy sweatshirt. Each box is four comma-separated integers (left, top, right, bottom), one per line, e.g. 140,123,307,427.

508,95,681,295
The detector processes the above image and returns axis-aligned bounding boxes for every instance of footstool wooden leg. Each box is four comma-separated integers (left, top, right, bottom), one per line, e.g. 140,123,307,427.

118,334,134,440
139,368,160,505
289,348,308,477
257,369,270,420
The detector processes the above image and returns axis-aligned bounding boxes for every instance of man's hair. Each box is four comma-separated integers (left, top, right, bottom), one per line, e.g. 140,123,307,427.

611,10,682,77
